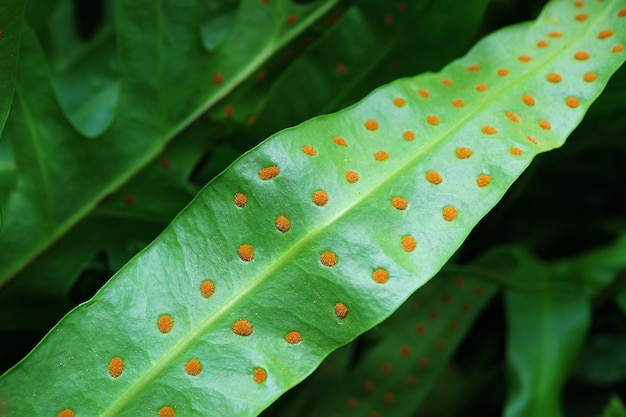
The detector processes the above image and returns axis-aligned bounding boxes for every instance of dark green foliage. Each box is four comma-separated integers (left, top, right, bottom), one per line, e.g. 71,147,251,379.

1,0,626,416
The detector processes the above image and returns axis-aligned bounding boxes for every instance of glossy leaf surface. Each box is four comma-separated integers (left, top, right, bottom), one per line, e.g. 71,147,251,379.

1,1,626,416
0,131,207,330
222,0,489,136
302,270,497,417
0,0,339,287
0,109,210,331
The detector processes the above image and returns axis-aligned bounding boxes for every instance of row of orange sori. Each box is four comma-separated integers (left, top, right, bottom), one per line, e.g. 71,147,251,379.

332,277,487,416
54,5,626,416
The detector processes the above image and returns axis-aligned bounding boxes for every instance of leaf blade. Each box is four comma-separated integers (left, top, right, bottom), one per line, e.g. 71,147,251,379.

0,0,340,286
1,1,626,416
0,0,25,136
504,251,590,417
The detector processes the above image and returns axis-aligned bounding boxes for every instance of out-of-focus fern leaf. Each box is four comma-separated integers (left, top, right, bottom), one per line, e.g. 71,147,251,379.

0,0,25,135
302,269,497,417
0,0,340,287
0,1,625,416
503,249,590,417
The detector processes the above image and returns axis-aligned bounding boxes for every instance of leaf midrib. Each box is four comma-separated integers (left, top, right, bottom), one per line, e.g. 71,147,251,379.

96,2,342,415
14,83,55,234
101,4,610,415
0,0,340,288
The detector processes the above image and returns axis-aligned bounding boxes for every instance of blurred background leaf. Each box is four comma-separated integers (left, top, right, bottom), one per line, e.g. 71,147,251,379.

601,397,626,417
0,0,342,289
0,0,25,135
1,0,626,415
